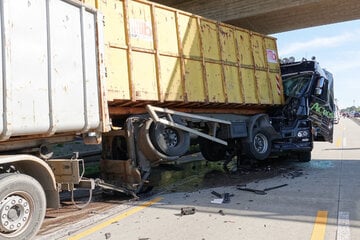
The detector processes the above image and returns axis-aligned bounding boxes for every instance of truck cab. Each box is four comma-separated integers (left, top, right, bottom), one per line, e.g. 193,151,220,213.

280,59,335,143
269,59,335,162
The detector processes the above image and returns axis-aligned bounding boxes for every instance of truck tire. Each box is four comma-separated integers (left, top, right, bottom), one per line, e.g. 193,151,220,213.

149,121,190,157
0,173,46,240
247,128,271,160
138,119,178,163
199,137,227,162
298,151,311,162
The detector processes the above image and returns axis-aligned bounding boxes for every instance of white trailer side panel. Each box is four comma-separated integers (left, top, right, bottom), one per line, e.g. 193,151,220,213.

0,0,104,140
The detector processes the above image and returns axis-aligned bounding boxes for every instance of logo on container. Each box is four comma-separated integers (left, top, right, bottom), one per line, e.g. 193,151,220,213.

266,49,278,63
130,19,153,42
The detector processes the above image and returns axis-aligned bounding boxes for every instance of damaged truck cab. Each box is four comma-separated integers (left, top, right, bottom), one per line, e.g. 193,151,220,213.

270,59,335,162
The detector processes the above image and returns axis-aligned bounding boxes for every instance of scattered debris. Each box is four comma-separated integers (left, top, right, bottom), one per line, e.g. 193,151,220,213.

263,184,288,191
223,193,231,203
211,191,222,198
283,170,304,179
236,187,267,195
237,184,288,195
218,210,225,216
211,198,224,204
105,232,111,239
180,207,196,215
210,191,233,204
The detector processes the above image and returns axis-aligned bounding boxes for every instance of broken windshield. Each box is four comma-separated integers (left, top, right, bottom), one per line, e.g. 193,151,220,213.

282,73,312,98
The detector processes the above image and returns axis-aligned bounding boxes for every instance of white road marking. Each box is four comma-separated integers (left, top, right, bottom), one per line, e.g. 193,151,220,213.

342,137,347,148
337,211,351,240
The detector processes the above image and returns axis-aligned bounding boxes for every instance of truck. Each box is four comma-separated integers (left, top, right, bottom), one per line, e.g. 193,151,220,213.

0,0,335,239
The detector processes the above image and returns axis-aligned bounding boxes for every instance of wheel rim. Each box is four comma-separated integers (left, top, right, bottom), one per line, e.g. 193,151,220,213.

162,128,179,148
253,133,268,154
0,192,32,236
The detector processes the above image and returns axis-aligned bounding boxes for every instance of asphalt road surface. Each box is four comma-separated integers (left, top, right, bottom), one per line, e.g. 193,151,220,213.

37,117,360,240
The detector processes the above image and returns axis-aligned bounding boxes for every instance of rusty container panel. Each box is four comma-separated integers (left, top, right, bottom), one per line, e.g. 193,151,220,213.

206,63,225,102
132,52,158,100
200,20,221,61
83,0,283,112
95,0,130,101
128,1,154,51
156,8,178,56
265,37,284,104
224,65,243,103
159,56,184,101
184,60,206,102
178,14,202,59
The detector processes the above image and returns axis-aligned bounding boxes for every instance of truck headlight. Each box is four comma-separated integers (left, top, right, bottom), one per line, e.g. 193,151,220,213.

297,130,309,138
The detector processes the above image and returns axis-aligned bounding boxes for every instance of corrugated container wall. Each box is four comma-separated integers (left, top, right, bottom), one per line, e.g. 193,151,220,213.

82,0,284,113
0,0,105,141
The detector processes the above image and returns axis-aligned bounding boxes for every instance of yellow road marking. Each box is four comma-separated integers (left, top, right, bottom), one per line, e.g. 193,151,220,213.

336,137,342,148
311,210,328,240
68,197,163,240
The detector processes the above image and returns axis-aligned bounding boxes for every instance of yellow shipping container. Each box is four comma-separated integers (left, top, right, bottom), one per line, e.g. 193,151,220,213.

82,0,284,114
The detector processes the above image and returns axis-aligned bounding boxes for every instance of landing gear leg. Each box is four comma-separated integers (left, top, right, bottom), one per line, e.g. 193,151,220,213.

222,151,236,172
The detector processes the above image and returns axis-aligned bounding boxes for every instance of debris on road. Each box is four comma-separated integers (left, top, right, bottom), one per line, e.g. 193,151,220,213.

283,170,304,179
224,220,235,223
211,198,224,204
180,207,196,215
237,183,288,195
236,187,267,195
223,193,231,203
211,191,222,198
218,210,225,216
210,191,233,204
263,184,288,191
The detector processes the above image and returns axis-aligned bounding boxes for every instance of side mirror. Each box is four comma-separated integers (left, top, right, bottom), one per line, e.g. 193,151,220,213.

315,88,322,96
315,77,325,96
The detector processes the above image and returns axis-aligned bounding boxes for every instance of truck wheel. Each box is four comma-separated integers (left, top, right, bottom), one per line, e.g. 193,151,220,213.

149,121,190,157
247,128,271,160
0,173,46,240
138,119,179,163
199,137,227,162
298,151,311,162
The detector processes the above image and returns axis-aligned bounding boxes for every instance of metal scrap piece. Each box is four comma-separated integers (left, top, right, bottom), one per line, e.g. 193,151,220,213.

237,183,288,195
181,207,196,215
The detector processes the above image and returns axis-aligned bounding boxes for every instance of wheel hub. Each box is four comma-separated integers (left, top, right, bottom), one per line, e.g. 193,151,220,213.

0,195,30,233
254,133,268,154
162,128,178,148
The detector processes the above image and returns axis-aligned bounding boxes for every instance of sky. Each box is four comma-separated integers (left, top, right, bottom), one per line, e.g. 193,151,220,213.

272,19,360,109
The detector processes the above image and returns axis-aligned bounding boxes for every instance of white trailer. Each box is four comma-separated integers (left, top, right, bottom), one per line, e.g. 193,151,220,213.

0,0,108,239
